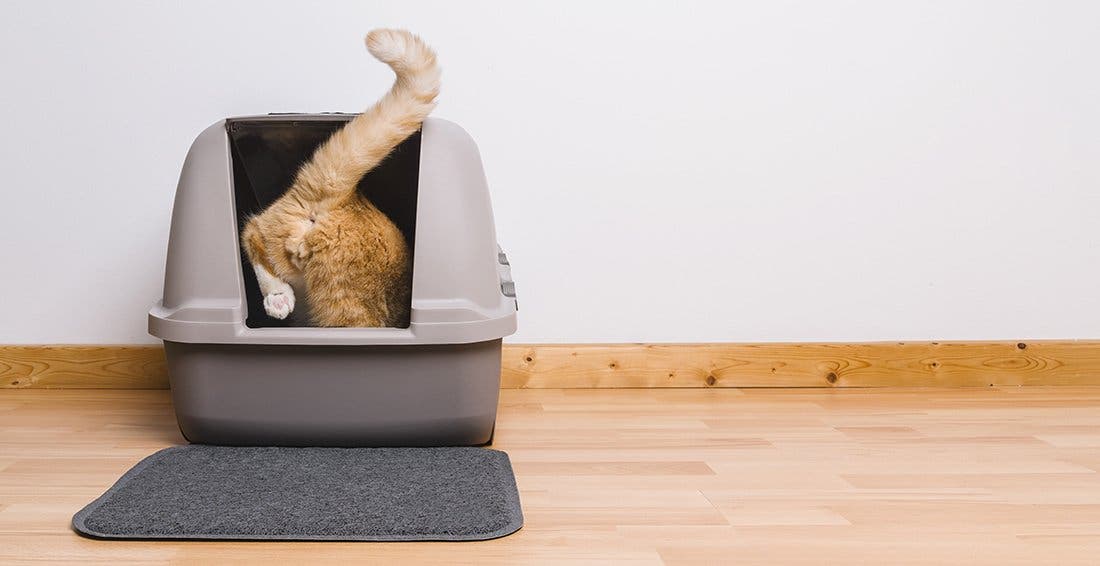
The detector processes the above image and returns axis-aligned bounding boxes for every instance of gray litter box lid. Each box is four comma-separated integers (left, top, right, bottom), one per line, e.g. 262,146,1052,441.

149,116,517,346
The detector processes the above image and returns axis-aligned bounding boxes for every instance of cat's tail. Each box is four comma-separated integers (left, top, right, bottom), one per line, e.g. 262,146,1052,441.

296,28,441,197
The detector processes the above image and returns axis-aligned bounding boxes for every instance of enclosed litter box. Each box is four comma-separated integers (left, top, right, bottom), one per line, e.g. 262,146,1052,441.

149,115,517,447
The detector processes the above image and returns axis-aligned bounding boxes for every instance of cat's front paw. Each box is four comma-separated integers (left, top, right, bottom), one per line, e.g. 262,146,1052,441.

263,289,295,319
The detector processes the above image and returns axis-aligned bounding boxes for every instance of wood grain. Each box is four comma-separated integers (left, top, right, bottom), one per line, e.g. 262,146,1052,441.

0,346,167,389
2,387,1100,563
3,341,1100,389
502,341,1100,388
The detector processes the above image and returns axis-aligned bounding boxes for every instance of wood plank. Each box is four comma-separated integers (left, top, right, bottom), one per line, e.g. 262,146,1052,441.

3,341,1100,389
0,346,166,389
501,341,1100,388
2,387,1100,563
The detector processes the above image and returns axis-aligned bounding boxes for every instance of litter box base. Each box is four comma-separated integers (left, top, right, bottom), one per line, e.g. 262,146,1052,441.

164,339,502,447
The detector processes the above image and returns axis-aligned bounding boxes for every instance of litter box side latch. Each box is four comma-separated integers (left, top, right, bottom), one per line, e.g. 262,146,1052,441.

497,244,518,311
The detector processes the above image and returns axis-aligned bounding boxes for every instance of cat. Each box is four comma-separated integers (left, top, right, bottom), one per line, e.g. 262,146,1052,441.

241,28,440,327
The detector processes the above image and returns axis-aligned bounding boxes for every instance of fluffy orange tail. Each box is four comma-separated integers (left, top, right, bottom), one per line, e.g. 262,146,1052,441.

295,28,441,198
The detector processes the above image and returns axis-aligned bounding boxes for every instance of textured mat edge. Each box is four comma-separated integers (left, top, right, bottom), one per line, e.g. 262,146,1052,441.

71,445,524,542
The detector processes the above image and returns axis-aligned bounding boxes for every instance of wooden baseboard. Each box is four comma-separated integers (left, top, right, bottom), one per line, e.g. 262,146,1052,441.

2,341,1099,389
502,341,1100,388
0,346,169,389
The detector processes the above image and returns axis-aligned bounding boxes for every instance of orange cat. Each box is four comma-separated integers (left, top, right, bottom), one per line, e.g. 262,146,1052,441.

241,29,440,327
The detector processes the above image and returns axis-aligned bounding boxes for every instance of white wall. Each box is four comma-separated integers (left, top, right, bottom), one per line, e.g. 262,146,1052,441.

1,1,1098,344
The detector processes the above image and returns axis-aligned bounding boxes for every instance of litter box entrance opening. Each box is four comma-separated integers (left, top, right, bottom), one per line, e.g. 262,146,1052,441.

227,116,421,328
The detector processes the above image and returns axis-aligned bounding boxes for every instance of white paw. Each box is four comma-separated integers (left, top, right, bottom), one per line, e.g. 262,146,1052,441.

263,289,295,319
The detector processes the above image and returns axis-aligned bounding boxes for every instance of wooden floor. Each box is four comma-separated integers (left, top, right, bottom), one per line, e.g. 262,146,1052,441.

2,388,1100,564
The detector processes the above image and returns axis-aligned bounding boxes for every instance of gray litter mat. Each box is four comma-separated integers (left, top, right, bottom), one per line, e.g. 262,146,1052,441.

72,445,523,541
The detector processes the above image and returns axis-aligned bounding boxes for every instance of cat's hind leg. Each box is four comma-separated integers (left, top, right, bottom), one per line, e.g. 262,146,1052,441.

285,234,311,270
282,216,317,270
242,220,296,319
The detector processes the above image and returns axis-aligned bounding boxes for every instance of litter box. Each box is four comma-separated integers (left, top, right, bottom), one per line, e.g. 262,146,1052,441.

148,115,517,447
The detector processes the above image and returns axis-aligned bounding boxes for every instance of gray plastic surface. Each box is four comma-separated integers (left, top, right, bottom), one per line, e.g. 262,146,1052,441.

166,340,503,447
150,115,516,447
149,116,516,345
